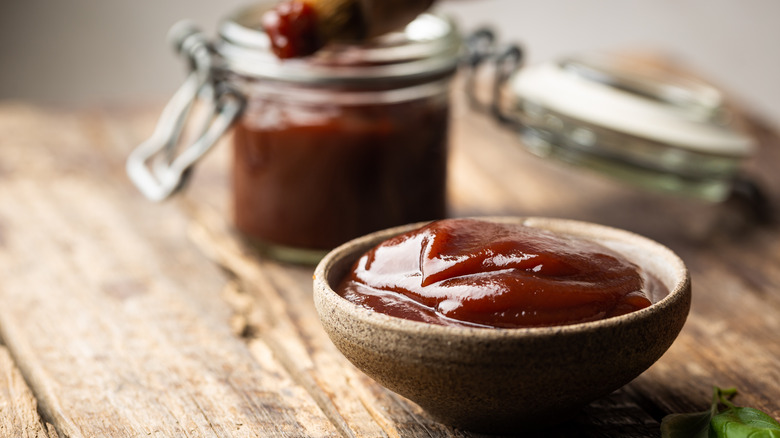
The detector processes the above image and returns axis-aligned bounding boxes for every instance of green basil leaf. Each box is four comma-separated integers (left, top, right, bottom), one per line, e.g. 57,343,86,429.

710,407,780,438
661,410,712,438
661,387,780,438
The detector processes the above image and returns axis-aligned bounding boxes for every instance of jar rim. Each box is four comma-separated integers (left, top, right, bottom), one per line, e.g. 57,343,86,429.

215,1,462,84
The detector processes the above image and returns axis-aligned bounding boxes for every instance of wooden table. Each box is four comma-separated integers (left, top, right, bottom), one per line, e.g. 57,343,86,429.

1,89,779,437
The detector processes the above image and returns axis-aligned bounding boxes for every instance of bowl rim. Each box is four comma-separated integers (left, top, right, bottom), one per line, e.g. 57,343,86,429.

314,216,691,340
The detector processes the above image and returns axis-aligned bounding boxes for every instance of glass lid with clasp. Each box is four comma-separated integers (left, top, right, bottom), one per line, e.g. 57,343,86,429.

464,31,760,206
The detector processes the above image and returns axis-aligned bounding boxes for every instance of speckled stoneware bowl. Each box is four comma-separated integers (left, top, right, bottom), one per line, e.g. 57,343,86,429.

313,217,691,434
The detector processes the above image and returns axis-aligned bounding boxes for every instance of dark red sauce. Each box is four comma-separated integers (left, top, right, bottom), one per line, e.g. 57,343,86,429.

262,0,322,59
337,218,661,328
233,97,449,252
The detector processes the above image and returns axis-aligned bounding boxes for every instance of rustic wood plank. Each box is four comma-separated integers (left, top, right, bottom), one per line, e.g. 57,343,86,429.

0,344,59,438
1,77,778,438
0,104,338,437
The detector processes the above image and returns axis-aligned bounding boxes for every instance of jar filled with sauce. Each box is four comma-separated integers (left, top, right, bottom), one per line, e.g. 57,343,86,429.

126,2,461,264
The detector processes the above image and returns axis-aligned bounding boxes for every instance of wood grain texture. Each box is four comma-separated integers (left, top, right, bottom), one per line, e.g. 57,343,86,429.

0,76,778,437
0,105,337,437
0,345,59,438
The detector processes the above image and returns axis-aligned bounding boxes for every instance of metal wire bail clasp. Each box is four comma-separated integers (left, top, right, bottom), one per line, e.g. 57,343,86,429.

462,28,523,128
127,21,244,201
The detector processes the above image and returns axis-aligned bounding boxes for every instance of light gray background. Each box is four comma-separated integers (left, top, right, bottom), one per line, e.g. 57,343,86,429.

2,1,779,126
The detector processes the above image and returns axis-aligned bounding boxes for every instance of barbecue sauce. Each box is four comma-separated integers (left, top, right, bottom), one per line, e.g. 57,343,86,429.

337,219,660,328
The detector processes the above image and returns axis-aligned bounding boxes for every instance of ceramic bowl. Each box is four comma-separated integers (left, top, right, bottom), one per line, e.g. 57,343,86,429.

313,217,691,434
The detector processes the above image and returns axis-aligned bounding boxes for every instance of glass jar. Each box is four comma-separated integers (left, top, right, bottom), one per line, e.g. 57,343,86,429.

463,34,757,203
508,54,756,202
127,2,461,264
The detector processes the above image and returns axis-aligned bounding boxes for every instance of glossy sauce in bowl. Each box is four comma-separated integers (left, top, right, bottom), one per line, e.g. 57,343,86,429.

336,218,665,328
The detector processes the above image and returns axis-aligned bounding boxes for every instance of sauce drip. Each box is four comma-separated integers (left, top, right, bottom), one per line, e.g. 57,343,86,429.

337,219,660,328
262,1,322,59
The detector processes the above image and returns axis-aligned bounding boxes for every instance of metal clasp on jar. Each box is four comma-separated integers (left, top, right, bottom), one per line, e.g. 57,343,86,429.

126,21,245,201
462,28,523,129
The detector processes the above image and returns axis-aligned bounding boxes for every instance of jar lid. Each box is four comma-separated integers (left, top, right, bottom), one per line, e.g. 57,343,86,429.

510,54,755,157
215,2,462,84
502,52,757,201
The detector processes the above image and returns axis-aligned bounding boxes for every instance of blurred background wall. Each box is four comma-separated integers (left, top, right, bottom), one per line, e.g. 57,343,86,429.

2,0,779,126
